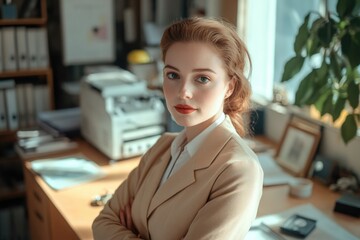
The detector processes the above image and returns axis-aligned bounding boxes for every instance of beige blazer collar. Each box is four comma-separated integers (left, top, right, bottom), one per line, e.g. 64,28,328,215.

147,116,236,217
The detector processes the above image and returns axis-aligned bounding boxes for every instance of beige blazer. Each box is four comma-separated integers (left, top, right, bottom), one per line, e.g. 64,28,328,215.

92,117,263,240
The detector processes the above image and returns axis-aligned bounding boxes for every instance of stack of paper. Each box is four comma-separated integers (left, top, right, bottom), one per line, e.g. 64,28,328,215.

30,157,105,190
15,128,77,158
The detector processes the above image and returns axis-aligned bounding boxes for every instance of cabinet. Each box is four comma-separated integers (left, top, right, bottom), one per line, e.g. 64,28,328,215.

0,0,52,202
21,139,140,240
24,165,78,240
0,0,53,138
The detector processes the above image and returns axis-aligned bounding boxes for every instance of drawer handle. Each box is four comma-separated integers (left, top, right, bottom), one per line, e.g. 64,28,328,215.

33,191,42,203
35,210,44,222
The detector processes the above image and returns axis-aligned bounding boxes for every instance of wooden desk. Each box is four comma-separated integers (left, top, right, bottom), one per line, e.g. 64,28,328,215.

259,184,360,237
22,139,360,239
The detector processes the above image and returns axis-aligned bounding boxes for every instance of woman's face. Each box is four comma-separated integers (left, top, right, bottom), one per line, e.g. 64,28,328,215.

163,42,234,130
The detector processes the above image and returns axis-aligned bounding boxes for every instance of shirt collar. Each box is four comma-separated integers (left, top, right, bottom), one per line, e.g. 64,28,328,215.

171,113,226,157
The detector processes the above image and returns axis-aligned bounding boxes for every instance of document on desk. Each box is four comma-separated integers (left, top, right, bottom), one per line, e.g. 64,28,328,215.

257,153,295,186
30,157,105,190
247,204,358,240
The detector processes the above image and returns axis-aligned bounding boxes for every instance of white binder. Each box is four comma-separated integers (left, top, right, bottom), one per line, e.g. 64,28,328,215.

37,28,49,68
16,84,27,128
0,90,7,130
2,27,17,71
27,28,38,69
16,27,29,70
5,87,19,130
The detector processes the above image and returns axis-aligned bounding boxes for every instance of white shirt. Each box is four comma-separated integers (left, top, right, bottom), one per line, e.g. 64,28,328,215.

160,113,226,185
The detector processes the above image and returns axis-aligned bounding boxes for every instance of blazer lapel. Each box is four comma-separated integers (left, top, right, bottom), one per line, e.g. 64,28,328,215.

147,116,236,217
140,148,172,210
194,116,235,170
147,156,196,217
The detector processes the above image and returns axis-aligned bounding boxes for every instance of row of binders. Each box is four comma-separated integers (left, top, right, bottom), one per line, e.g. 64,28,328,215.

0,79,50,131
0,27,49,72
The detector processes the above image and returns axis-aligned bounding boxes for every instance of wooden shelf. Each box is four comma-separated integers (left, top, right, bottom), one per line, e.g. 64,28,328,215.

0,68,52,78
0,131,17,143
0,18,47,26
0,68,54,110
0,0,47,27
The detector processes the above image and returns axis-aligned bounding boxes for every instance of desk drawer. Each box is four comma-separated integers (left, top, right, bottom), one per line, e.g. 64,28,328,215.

24,168,51,240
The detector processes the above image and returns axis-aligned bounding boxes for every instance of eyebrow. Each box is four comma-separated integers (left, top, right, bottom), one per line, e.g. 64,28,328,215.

164,64,216,74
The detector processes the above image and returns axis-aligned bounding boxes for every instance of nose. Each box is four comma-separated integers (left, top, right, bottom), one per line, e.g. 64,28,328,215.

178,81,193,99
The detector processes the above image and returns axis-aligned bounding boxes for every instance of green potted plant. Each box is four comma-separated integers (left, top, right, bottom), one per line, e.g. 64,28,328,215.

281,0,360,144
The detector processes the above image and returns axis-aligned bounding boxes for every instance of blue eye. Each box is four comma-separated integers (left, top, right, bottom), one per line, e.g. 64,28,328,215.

166,72,179,80
196,76,210,84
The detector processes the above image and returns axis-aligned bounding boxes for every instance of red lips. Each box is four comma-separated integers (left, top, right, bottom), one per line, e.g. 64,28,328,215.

174,104,196,114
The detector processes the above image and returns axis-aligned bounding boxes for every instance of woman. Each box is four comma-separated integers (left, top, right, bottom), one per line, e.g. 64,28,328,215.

92,17,263,240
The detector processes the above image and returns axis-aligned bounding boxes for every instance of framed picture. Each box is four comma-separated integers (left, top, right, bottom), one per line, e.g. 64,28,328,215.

275,120,321,177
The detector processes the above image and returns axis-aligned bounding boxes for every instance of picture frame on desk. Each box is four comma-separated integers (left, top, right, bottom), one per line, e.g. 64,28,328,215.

275,120,321,177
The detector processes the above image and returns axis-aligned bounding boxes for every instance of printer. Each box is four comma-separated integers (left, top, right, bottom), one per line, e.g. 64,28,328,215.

80,69,166,160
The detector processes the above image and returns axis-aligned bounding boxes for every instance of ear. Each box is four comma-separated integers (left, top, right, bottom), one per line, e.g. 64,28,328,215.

225,77,235,98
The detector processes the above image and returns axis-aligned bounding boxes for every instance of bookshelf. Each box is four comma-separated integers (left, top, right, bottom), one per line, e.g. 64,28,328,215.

0,0,51,202
0,0,53,135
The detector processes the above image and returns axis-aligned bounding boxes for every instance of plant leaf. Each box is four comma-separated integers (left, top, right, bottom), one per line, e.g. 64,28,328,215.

307,18,324,55
337,0,356,18
305,80,330,105
294,72,316,106
306,35,321,56
345,31,360,68
330,52,342,80
281,56,305,82
350,16,360,26
353,1,360,15
294,14,310,55
314,89,331,114
347,79,360,109
317,17,337,48
341,114,358,144
354,69,360,84
321,93,334,116
316,60,329,81
332,96,346,121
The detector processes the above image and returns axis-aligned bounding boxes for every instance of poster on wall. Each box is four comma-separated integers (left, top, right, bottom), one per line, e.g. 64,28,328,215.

60,0,115,65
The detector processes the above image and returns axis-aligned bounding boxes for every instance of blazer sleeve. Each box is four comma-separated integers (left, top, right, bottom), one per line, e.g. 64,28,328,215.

92,133,174,239
183,155,264,240
92,147,153,240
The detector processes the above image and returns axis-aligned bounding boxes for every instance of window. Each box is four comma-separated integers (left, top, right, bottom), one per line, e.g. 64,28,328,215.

243,0,337,103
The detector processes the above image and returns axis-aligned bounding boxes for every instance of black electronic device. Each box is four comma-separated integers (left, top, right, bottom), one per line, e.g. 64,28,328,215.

280,214,317,238
334,193,360,218
311,155,337,185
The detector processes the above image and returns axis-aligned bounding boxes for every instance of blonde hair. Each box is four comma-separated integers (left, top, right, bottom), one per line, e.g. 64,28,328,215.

160,17,252,136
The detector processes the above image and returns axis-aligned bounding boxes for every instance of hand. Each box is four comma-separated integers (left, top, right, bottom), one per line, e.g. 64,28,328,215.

119,199,138,235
